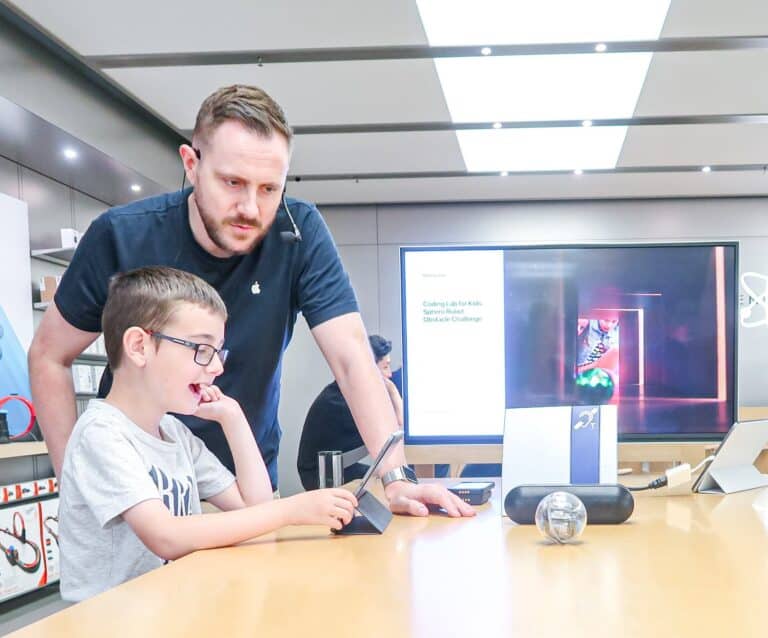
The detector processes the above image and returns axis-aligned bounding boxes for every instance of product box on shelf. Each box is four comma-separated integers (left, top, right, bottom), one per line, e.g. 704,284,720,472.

39,275,61,303
0,496,60,603
0,478,57,505
59,228,82,249
39,499,60,585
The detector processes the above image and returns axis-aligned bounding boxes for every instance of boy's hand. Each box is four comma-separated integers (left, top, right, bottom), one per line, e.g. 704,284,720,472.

283,489,358,530
193,384,244,427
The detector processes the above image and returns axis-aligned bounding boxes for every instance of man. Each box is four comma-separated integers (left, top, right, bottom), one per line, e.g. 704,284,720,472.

28,84,473,518
297,335,403,490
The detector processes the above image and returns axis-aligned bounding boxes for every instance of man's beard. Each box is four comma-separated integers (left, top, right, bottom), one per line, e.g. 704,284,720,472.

194,192,269,256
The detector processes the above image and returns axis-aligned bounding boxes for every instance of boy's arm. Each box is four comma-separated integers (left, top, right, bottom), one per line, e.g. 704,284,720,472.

122,488,357,561
193,386,272,508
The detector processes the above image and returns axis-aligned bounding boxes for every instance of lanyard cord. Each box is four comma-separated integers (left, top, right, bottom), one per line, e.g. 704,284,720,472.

0,511,41,574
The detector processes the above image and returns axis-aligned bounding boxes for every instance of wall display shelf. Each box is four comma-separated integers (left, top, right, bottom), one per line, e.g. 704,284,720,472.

75,353,107,365
30,247,74,267
0,442,48,461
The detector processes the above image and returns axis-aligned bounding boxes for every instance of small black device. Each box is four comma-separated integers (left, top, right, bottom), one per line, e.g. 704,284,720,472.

504,484,634,524
448,481,494,505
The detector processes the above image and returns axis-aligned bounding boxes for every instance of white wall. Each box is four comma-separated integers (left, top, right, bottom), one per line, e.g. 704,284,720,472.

0,192,32,349
276,196,768,495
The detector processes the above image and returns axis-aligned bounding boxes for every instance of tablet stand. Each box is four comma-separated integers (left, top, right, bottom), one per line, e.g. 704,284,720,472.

333,490,392,535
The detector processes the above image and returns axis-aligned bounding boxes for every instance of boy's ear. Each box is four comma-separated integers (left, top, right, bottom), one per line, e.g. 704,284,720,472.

122,327,151,367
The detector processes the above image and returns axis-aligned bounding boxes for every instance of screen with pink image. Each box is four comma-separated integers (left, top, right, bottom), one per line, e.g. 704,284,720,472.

502,243,736,440
576,317,620,403
401,242,737,443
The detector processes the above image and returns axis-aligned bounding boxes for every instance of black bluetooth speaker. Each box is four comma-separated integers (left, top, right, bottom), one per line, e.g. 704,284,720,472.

504,484,634,525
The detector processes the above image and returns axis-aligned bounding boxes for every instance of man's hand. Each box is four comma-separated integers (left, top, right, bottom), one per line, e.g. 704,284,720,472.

383,481,476,518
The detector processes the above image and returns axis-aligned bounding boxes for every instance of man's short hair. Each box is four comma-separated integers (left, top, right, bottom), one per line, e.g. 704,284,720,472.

368,335,392,362
102,266,227,370
193,84,293,148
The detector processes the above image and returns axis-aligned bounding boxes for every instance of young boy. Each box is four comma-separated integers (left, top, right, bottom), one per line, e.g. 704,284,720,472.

58,266,357,602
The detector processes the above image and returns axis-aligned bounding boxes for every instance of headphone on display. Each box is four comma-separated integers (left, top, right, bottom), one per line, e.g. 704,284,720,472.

180,147,302,245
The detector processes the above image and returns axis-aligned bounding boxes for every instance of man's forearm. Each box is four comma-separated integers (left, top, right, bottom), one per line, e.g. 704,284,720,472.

336,360,406,473
384,379,404,427
312,314,406,473
29,358,78,477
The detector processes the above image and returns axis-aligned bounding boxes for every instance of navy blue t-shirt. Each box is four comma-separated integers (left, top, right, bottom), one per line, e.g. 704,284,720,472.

54,188,358,489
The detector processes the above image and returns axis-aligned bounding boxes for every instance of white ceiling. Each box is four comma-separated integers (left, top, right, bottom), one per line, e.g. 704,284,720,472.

8,0,768,203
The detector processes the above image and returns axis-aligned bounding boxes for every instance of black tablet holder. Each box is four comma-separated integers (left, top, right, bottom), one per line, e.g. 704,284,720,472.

333,489,393,535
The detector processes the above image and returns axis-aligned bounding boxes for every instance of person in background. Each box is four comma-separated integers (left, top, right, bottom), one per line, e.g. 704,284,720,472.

297,335,402,490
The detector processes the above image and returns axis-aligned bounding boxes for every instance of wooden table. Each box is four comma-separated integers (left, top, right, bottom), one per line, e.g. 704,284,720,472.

9,481,768,638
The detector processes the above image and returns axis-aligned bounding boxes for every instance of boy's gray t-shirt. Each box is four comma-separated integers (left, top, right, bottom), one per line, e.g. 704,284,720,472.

59,400,235,602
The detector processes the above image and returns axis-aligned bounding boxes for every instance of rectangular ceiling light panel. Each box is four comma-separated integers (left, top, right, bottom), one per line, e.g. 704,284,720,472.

456,127,628,172
416,0,672,46
417,0,670,172
435,53,654,122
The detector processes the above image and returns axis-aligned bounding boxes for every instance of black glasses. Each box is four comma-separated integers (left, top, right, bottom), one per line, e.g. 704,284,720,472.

146,330,229,366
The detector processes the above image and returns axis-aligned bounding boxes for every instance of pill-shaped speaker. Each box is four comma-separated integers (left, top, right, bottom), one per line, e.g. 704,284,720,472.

504,484,634,524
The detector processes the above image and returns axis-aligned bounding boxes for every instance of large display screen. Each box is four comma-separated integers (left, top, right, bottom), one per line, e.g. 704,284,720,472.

401,243,738,443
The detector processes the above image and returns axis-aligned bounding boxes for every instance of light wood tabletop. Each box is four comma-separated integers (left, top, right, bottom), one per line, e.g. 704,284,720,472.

8,480,768,638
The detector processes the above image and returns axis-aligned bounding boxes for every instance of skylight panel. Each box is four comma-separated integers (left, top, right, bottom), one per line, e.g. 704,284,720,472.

435,53,653,122
416,1,671,46
456,127,628,172
416,0,671,172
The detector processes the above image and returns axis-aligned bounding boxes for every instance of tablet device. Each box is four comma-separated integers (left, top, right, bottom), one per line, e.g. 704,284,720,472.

354,430,404,498
692,420,768,494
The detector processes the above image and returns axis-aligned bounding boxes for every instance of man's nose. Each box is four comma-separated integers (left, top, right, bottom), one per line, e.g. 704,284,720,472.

237,188,261,221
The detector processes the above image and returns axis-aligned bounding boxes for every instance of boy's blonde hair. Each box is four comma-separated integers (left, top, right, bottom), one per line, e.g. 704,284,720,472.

102,266,227,369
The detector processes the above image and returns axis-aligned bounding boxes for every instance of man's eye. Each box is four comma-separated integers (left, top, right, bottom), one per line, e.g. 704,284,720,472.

224,178,241,187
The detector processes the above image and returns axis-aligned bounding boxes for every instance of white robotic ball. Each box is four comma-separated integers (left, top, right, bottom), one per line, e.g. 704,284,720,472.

534,491,587,543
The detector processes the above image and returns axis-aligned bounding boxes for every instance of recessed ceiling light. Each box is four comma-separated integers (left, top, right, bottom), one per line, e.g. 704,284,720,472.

481,47,492,56
62,148,78,160
595,43,607,52
500,171,509,176
702,166,711,173
130,184,142,192
492,122,502,129
582,120,593,127
574,169,584,175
